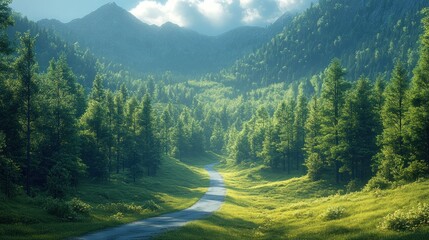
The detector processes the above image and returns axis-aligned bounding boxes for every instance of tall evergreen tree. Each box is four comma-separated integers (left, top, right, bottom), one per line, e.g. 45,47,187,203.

136,94,160,177
319,59,348,183
304,94,323,180
15,31,37,194
378,62,409,181
79,75,109,180
406,8,429,166
339,77,378,182
293,82,308,171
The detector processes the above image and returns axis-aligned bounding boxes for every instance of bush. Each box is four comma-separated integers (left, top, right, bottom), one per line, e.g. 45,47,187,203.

402,160,429,182
110,212,124,221
47,162,71,198
364,176,391,191
0,156,21,198
142,200,162,211
322,206,346,221
380,203,429,231
346,179,361,193
44,198,77,220
69,198,91,214
44,197,92,220
98,202,145,214
305,153,324,181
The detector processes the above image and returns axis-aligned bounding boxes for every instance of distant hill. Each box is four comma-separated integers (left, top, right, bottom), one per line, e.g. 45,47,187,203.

38,2,283,75
223,0,429,89
8,15,98,89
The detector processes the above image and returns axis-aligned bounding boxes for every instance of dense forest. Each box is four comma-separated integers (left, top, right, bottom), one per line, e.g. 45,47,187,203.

1,0,429,237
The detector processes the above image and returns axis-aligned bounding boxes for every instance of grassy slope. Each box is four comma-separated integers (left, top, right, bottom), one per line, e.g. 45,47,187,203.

0,155,214,240
157,160,429,240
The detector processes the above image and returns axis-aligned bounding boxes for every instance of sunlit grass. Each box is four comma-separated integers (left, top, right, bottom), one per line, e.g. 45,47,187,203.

157,159,429,240
0,155,214,240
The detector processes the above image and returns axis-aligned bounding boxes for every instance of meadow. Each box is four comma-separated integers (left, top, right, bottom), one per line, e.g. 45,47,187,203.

156,158,429,240
0,155,213,240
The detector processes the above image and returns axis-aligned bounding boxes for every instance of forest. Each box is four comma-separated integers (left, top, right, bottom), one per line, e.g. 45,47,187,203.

1,0,429,239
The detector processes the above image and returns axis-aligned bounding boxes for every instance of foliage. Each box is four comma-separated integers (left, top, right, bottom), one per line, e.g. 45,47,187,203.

69,197,92,214
380,203,429,231
364,176,392,191
47,162,71,198
321,206,347,221
44,197,77,221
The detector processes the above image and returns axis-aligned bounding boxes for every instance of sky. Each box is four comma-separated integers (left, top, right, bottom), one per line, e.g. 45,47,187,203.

10,0,316,35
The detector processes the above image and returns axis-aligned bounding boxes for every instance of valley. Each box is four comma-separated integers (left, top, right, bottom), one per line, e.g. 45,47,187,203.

1,0,429,239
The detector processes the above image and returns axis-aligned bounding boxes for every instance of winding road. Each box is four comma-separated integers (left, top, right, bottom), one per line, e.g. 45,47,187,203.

76,163,226,240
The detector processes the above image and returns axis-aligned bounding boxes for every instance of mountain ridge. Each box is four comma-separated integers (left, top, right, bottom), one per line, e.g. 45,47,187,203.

37,2,283,75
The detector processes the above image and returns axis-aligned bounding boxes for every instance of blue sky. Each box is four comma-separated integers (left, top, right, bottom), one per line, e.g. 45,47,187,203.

10,0,315,35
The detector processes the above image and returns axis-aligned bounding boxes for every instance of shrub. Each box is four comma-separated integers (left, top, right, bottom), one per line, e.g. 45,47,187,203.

380,203,429,231
47,162,71,198
69,198,91,214
44,197,92,220
142,200,162,211
322,206,346,221
402,160,429,182
346,179,360,193
305,153,324,181
111,212,124,221
98,202,146,214
364,176,391,191
44,198,76,220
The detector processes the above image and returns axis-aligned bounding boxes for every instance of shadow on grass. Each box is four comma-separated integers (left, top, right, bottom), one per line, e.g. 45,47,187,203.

155,214,259,240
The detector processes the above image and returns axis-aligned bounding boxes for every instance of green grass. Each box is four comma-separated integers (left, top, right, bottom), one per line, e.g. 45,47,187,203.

156,159,429,240
0,155,214,240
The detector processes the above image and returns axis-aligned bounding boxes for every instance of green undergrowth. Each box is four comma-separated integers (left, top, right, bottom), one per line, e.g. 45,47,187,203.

0,155,214,240
156,159,429,240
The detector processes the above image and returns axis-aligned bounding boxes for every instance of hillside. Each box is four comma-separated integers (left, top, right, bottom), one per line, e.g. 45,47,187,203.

37,3,277,75
7,16,98,89
0,156,212,240
157,163,429,240
2,0,429,239
223,0,429,89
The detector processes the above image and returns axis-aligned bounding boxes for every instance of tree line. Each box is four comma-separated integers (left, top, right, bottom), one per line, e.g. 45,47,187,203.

228,9,429,188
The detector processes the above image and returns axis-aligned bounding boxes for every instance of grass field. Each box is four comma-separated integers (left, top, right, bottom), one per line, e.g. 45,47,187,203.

2,153,429,240
0,155,214,240
156,158,429,240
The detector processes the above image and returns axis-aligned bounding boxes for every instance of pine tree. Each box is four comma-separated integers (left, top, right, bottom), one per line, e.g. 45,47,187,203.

406,8,429,166
124,96,139,171
113,90,125,173
378,62,409,181
319,59,348,183
276,99,295,173
210,120,224,152
136,94,160,177
293,82,308,171
160,106,172,155
15,31,37,194
79,76,109,180
304,95,323,180
40,57,83,191
339,77,377,182
106,90,115,172
0,0,20,197
233,124,251,164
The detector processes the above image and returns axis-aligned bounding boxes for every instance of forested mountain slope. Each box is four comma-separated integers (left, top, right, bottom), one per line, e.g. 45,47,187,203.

223,0,429,89
38,3,277,75
7,15,98,89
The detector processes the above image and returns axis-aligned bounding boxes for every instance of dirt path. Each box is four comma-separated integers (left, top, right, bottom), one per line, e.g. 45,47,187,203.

76,163,225,240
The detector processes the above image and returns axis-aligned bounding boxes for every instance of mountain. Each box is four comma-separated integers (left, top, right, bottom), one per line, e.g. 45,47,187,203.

8,15,98,89
223,0,429,89
38,2,279,75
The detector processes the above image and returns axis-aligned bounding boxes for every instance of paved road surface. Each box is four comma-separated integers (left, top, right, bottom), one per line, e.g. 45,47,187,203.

75,163,225,240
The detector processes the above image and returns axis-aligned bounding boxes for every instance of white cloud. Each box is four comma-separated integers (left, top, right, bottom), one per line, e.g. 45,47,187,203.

130,0,315,35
